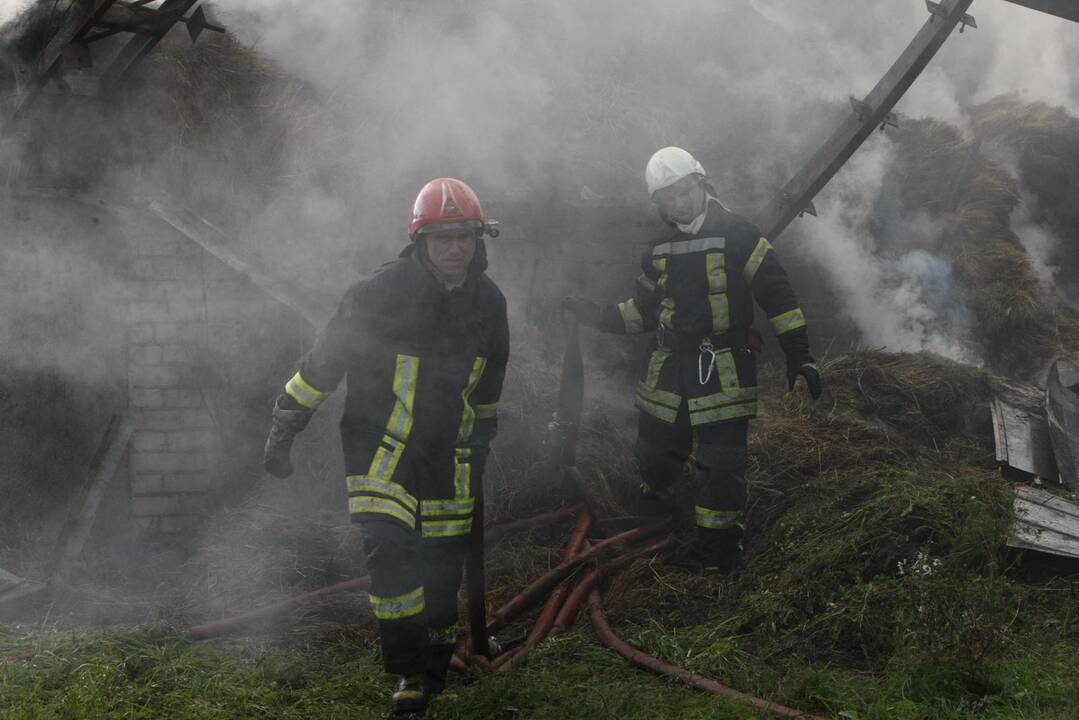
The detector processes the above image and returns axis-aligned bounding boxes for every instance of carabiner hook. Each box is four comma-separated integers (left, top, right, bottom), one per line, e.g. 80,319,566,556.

698,338,716,385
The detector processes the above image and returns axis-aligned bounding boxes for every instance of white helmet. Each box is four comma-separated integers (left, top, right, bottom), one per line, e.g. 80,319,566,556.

645,146,706,197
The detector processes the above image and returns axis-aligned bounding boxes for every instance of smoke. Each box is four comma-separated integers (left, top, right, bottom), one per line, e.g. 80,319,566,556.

0,0,30,26
797,134,978,363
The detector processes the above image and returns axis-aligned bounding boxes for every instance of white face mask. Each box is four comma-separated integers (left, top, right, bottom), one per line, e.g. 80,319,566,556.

675,196,718,234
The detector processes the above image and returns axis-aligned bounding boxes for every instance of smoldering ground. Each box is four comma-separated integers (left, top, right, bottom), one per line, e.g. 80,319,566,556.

0,0,1078,626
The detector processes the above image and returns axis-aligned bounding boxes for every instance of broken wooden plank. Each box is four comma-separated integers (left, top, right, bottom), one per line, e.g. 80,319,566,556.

990,384,1058,482
1002,0,1079,24
1046,358,1079,491
757,0,976,240
48,414,134,587
146,199,331,328
1008,485,1079,560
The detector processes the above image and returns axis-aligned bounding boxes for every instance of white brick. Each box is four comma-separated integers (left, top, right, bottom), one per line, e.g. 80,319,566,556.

129,365,182,389
129,346,163,365
128,324,156,345
132,494,182,517
131,473,165,494
131,451,212,474
162,473,212,493
132,431,166,452
165,429,215,451
128,301,169,323
133,408,215,430
130,388,164,408
161,389,204,408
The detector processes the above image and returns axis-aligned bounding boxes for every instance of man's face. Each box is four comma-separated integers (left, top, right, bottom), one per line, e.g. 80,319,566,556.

653,175,706,224
423,228,477,280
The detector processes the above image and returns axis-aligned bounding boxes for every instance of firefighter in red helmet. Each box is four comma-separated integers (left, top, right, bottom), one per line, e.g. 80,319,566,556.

263,178,509,716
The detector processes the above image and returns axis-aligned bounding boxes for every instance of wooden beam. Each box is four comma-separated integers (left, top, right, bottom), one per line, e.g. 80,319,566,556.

8,0,118,119
99,0,199,86
1002,0,1079,24
757,0,976,241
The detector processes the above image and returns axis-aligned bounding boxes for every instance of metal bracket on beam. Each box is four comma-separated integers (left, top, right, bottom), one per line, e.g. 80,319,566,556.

926,0,977,32
850,96,899,132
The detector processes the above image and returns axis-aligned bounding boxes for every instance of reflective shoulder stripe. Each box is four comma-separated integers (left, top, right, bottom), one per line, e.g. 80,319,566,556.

653,237,725,256
369,586,425,620
618,298,645,334
742,237,773,285
285,371,333,410
475,402,499,420
769,308,807,335
349,496,417,529
422,518,473,538
456,357,487,444
387,355,420,442
347,476,418,513
694,507,743,530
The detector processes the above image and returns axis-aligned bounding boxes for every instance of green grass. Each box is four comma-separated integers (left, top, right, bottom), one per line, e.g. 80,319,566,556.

2,622,1077,719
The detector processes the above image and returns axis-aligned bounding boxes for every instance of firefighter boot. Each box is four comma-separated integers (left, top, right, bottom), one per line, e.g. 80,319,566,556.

391,674,429,716
262,399,312,478
696,526,744,575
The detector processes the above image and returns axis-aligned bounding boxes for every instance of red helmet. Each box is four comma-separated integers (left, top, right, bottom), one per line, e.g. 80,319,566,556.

408,178,485,239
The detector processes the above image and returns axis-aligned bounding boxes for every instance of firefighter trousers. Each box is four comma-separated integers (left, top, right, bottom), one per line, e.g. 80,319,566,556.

360,518,466,687
634,409,749,559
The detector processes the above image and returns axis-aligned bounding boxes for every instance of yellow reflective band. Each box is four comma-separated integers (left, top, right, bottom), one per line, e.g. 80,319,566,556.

644,348,670,388
635,395,679,423
369,586,425,620
687,387,758,412
618,299,645,334
453,456,472,499
652,257,668,291
706,252,727,293
688,402,756,426
456,357,487,444
476,402,499,420
346,476,418,513
285,371,333,410
708,293,730,333
743,237,773,285
718,350,739,389
386,355,420,442
422,518,473,538
349,496,417,529
421,497,475,516
769,308,807,335
367,434,406,483
635,382,682,410
659,297,675,329
695,506,743,530
429,625,458,645
636,274,656,293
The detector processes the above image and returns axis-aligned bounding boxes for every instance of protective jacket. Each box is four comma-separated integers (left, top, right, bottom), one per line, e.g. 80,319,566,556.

597,197,811,426
281,244,509,540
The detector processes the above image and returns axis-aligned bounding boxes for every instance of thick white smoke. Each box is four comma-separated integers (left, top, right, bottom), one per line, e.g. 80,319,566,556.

797,134,979,362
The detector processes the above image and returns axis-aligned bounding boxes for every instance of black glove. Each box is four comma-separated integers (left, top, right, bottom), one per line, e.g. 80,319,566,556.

263,400,313,478
561,295,604,328
787,359,822,400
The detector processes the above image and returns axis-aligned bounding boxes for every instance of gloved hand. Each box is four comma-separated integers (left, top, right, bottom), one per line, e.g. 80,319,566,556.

561,295,603,328
787,358,822,400
263,400,313,478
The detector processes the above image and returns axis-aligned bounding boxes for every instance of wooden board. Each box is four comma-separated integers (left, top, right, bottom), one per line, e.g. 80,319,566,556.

1046,359,1079,491
991,390,1058,481
1008,485,1079,560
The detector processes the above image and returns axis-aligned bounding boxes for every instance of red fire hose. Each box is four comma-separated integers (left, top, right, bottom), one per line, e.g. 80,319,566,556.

188,506,581,642
587,588,825,720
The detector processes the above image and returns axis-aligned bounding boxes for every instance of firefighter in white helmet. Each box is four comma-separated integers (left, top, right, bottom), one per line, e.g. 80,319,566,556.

564,146,820,573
